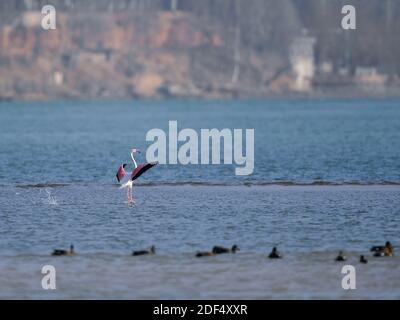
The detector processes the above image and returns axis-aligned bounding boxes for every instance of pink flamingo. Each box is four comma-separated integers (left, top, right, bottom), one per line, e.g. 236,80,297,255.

116,148,157,204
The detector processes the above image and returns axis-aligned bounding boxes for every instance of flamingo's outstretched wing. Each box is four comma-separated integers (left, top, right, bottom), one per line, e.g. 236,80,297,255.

131,162,157,181
116,166,125,183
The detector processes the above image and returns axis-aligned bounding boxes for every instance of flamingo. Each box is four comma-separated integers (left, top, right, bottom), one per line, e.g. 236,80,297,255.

116,148,157,204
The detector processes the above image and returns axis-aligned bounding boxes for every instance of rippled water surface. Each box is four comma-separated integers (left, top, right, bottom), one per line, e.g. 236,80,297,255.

0,99,399,299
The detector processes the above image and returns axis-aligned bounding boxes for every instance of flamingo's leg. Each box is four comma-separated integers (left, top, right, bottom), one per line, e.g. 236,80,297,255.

126,187,131,203
129,186,136,205
126,186,133,204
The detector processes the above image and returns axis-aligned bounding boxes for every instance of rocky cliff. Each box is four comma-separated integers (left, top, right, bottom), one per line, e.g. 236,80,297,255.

0,0,399,101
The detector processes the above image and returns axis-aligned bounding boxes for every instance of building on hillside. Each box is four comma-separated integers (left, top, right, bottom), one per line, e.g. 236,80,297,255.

289,31,316,92
355,66,387,87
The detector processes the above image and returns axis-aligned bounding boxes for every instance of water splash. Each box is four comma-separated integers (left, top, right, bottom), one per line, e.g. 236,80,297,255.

40,188,58,206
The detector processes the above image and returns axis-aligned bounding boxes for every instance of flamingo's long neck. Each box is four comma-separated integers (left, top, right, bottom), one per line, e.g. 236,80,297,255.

131,152,138,169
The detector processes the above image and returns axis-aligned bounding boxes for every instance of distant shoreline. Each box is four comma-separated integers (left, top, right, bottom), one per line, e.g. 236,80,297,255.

2,90,400,103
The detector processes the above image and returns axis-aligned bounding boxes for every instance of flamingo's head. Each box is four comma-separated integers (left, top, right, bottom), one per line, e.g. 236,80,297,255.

122,163,128,168
131,148,141,154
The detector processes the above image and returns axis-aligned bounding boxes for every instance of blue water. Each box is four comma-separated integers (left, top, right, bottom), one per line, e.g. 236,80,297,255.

0,99,399,299
1,99,400,185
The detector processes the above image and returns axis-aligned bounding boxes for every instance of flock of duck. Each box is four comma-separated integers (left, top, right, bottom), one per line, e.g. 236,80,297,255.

335,241,394,264
51,241,395,263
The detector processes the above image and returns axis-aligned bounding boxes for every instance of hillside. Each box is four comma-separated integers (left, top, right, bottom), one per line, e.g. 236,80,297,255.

0,0,399,100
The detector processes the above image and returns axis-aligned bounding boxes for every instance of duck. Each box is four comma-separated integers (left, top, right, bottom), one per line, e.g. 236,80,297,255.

370,245,384,252
335,251,347,262
212,245,239,254
52,244,75,256
195,251,215,258
371,241,393,257
132,245,155,256
359,255,368,264
268,247,282,259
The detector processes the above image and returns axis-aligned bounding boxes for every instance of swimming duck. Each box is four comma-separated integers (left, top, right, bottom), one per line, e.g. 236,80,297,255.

212,245,239,254
372,241,393,257
132,245,155,256
268,247,282,259
335,251,346,262
52,244,75,256
195,251,215,258
359,255,368,264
